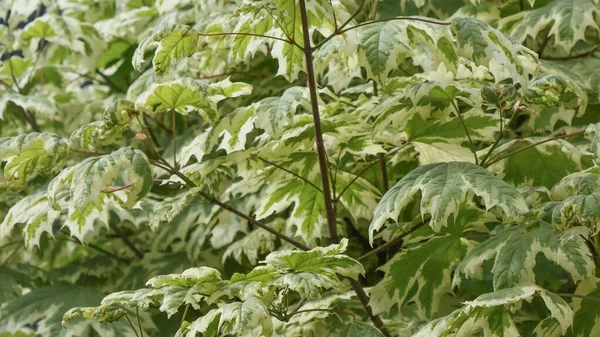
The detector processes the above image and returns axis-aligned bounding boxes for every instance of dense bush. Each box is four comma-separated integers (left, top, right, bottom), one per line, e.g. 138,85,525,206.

1,0,600,336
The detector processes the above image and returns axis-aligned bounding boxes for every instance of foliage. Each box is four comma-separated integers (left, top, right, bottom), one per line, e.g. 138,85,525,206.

1,0,600,336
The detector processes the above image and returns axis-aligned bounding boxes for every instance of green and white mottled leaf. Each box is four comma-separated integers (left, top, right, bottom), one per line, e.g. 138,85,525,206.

454,222,594,290
540,192,600,233
0,133,71,190
499,0,600,55
0,94,56,120
339,322,385,337
369,162,528,241
490,139,585,189
64,267,223,322
0,285,135,337
254,86,309,138
414,285,573,337
0,192,59,249
70,121,128,152
451,17,538,85
177,297,273,337
551,167,600,199
48,147,153,210
567,278,600,337
132,25,199,74
369,235,472,317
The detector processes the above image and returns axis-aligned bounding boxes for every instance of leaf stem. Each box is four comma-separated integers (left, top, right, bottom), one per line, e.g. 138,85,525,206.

258,156,323,193
180,304,191,327
125,314,141,337
136,306,144,337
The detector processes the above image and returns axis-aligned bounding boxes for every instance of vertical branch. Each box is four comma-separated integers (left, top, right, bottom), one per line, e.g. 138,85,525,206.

297,1,390,335
297,0,339,244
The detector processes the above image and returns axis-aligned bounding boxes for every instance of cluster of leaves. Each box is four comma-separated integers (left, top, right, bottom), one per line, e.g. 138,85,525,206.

0,0,600,336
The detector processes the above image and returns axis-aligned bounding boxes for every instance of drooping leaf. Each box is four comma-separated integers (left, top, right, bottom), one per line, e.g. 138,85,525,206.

369,235,472,317
414,285,573,337
48,147,153,210
451,17,538,85
0,133,71,190
133,25,199,75
0,285,135,337
135,77,252,122
339,322,385,337
369,162,528,241
499,0,600,55
0,192,60,249
454,222,594,290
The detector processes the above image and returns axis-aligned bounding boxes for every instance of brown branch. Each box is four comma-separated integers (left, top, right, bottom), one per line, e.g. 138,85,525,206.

298,0,339,244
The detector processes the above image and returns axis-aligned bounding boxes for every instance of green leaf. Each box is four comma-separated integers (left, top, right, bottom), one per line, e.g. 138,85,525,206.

48,147,153,210
0,94,56,120
414,285,573,337
358,21,407,79
254,86,309,138
490,139,584,189
339,322,385,337
369,235,472,317
132,25,199,74
551,167,600,199
177,297,273,337
369,162,528,241
0,285,135,337
0,192,59,249
0,133,71,190
454,222,594,290
451,17,538,85
500,0,600,55
135,77,252,122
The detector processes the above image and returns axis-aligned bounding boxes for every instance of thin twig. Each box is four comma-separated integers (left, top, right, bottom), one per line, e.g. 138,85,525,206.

109,223,145,259
555,293,600,302
451,100,478,165
541,45,600,61
258,157,323,193
483,129,585,167
336,143,409,201
358,222,425,261
312,15,449,51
